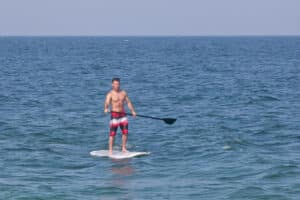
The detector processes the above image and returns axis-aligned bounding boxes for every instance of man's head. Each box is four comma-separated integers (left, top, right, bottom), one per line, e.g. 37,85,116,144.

112,77,120,91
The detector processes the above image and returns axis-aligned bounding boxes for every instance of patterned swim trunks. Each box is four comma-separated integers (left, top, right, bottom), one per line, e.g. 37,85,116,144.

109,111,128,137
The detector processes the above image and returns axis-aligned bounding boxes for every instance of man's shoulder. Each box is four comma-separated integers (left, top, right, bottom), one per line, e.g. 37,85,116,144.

107,90,113,96
121,90,127,95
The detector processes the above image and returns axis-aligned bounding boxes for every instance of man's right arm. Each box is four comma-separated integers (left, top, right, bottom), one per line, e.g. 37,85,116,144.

104,93,111,113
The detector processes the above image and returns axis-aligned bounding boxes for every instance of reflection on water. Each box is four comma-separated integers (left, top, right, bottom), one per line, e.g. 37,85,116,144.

111,158,134,176
111,165,134,176
110,158,135,189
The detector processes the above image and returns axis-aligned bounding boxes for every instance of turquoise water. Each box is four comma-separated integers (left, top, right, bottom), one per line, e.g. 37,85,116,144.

1,36,300,199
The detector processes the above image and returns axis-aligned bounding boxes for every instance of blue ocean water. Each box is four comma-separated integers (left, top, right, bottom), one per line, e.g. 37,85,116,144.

0,36,300,200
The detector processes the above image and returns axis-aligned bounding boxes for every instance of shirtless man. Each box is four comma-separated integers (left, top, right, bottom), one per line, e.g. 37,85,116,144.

104,78,136,155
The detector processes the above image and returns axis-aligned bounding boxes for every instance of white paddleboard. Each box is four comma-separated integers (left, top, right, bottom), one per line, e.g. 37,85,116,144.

90,150,150,159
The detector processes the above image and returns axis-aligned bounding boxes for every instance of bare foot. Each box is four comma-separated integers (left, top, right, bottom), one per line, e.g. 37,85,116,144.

109,150,113,156
122,149,128,153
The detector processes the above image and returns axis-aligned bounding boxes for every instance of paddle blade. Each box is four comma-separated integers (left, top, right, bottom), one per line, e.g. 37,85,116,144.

163,118,177,125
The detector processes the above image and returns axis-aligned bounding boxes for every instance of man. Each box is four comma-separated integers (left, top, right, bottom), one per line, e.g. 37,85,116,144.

104,78,137,155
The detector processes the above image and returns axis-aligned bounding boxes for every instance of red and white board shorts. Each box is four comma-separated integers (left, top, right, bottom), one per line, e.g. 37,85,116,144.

109,111,128,137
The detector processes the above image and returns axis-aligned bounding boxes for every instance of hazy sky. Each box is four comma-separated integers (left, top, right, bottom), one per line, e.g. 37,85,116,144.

0,0,299,36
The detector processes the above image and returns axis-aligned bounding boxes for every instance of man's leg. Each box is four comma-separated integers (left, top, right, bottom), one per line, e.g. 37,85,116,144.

122,134,128,152
109,136,114,155
120,117,129,152
109,119,117,155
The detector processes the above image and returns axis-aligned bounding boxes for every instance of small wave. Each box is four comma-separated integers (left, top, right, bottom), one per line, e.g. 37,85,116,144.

4,147,35,152
0,121,9,126
246,95,280,105
262,164,299,180
229,186,288,199
63,163,95,170
223,145,232,150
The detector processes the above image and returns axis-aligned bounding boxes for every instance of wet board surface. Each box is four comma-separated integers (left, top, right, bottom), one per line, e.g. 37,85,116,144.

90,150,150,159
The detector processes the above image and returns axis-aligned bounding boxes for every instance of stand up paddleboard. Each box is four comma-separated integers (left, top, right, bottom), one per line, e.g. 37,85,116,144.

90,150,150,159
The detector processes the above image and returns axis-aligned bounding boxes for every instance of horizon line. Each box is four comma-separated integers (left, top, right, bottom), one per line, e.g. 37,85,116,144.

1,34,300,37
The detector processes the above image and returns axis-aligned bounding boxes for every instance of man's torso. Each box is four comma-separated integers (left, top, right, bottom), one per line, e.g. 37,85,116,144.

109,90,126,112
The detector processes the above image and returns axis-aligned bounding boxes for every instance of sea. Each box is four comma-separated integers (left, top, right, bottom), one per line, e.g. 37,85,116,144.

0,36,300,200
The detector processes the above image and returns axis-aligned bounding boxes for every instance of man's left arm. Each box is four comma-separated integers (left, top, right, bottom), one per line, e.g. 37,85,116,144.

125,92,136,116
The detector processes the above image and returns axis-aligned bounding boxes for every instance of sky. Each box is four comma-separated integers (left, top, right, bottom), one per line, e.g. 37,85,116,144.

0,0,299,36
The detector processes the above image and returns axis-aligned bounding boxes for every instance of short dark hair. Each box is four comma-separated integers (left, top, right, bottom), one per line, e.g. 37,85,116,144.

112,77,120,83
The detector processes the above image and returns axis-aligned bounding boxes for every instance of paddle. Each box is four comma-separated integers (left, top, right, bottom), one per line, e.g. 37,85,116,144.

109,111,176,125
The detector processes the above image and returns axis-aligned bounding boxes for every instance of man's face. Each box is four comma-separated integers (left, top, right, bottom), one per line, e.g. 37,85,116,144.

112,81,120,91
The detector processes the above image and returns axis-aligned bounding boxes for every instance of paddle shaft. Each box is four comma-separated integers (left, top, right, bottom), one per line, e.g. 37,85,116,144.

126,113,163,121
110,111,163,120
109,111,176,124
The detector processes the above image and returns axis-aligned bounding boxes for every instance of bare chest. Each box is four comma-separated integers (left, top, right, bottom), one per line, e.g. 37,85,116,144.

111,92,126,103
